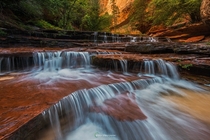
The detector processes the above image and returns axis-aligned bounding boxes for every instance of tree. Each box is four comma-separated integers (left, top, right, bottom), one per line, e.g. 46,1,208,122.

130,0,202,33
149,0,202,25
0,0,112,31
129,0,151,33
80,0,112,31
111,0,120,33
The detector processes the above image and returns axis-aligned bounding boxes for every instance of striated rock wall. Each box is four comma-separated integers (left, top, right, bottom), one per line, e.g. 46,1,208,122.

200,0,210,26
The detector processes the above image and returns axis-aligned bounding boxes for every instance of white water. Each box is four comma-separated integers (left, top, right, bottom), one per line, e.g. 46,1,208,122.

1,51,209,140
104,32,107,43
42,74,209,140
94,32,98,44
33,51,90,71
139,59,179,79
36,51,210,140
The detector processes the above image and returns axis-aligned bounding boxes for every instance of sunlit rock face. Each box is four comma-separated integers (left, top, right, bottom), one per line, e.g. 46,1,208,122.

100,0,137,33
200,0,210,26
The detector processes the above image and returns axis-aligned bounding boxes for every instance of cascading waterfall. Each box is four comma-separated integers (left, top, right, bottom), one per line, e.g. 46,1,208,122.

131,37,137,42
148,37,158,42
42,75,209,140
110,58,179,79
0,51,113,75
33,51,91,71
42,77,164,139
94,32,98,44
104,32,107,43
140,59,179,79
119,59,128,74
2,49,209,140
116,34,121,43
0,57,13,74
112,34,117,43
0,57,3,73
0,56,32,74
39,52,209,140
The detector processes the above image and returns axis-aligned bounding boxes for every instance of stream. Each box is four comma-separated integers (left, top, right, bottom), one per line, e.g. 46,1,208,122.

0,50,210,140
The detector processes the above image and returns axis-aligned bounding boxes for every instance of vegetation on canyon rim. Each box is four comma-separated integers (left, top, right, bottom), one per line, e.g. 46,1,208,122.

130,0,201,33
0,0,203,33
0,0,112,31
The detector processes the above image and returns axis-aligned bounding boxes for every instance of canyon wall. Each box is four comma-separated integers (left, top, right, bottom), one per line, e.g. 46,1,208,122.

100,0,210,35
100,0,139,34
200,0,210,26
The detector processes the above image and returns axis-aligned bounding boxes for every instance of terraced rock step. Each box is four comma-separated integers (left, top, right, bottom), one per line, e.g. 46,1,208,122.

125,42,210,55
92,53,210,77
90,93,147,121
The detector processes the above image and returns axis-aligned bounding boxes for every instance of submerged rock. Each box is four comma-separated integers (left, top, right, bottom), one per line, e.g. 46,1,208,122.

90,93,147,121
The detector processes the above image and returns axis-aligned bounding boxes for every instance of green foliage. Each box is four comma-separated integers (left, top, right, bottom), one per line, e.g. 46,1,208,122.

80,0,112,31
130,0,151,33
179,63,193,70
99,13,112,31
110,0,120,32
0,0,110,31
0,29,7,36
34,20,61,30
19,0,43,18
149,0,201,26
130,0,202,33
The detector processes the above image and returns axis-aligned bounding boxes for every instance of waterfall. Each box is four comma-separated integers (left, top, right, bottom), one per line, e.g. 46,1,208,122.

112,34,117,43
33,51,91,71
119,59,128,74
109,58,179,79
140,59,179,79
93,32,98,44
0,56,32,74
141,60,155,75
42,77,209,140
116,34,121,43
42,77,165,140
0,57,3,73
104,32,107,43
131,37,137,42
148,37,158,42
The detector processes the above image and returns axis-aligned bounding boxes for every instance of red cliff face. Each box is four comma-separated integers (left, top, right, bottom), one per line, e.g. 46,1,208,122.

200,0,210,26
100,0,210,35
100,0,139,34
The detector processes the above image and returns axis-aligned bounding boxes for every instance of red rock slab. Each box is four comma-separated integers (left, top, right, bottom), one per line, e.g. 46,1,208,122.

0,72,142,139
167,34,189,39
179,36,205,43
90,93,147,121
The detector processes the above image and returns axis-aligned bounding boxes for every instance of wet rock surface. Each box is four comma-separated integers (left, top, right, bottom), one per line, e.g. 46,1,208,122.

0,70,140,139
179,36,205,43
0,29,210,139
90,93,147,121
125,42,210,55
92,53,210,77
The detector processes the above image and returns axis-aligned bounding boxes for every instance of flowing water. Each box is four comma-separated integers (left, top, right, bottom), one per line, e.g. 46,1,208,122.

0,51,210,140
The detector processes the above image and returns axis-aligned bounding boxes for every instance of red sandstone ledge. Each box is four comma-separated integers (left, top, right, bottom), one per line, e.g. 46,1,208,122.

0,71,141,139
90,93,147,121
